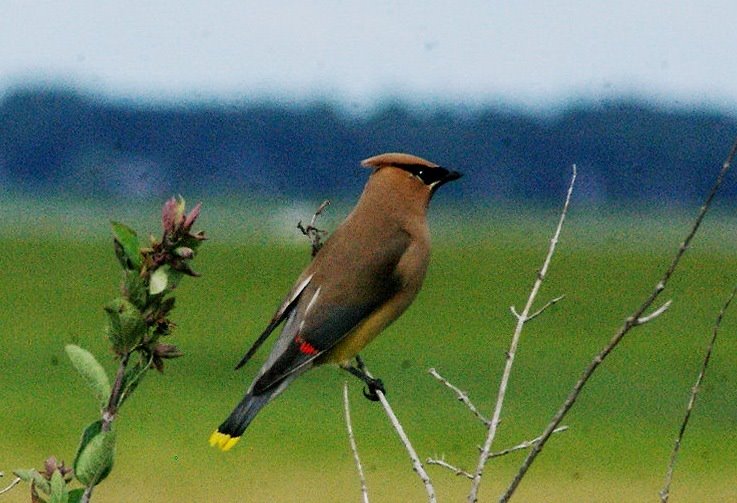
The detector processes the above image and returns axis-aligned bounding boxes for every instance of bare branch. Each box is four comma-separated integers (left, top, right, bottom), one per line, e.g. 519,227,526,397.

525,295,566,323
659,284,737,502
468,164,576,503
501,136,737,502
635,299,672,326
297,200,331,256
426,456,474,479
428,368,491,426
0,476,21,496
343,382,370,503
361,365,436,502
511,295,565,323
489,426,569,459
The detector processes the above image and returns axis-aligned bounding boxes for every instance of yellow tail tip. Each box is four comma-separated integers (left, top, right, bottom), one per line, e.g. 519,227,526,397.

209,430,241,452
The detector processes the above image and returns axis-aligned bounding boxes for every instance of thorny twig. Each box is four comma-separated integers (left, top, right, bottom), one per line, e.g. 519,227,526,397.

343,382,370,503
501,136,737,502
297,200,331,256
659,284,737,502
468,165,576,503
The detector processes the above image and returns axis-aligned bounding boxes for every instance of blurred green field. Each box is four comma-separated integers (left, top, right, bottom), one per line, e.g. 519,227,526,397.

2,200,737,502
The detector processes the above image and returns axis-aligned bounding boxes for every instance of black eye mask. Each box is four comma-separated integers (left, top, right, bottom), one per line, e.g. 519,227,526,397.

396,163,453,185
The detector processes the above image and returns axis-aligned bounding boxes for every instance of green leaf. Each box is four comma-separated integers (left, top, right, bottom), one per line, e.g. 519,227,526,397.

118,354,150,405
65,345,111,407
104,298,147,353
74,427,115,487
49,470,66,503
167,268,185,290
13,468,51,494
14,468,38,483
123,270,148,309
111,221,142,271
67,489,84,503
149,267,168,295
74,421,102,475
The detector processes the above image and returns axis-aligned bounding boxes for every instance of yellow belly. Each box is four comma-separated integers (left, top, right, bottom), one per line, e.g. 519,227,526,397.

319,293,409,366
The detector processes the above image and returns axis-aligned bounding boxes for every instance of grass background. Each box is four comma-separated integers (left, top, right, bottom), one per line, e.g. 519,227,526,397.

2,198,737,502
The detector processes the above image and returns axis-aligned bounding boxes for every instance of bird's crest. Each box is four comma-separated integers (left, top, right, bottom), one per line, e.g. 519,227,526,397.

361,152,439,169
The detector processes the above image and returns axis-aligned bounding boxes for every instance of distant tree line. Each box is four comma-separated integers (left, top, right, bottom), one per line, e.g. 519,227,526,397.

1,87,735,204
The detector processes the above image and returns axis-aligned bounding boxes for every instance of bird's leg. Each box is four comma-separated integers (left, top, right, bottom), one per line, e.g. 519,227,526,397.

343,355,386,402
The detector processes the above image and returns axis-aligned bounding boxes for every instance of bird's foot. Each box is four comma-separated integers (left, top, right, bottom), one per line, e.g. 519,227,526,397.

362,377,386,402
343,355,388,401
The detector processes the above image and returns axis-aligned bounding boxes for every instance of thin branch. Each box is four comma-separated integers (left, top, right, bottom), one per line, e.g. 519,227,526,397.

426,457,474,479
361,365,436,503
635,299,672,326
297,200,331,256
489,426,569,459
428,368,491,426
468,164,576,503
514,294,566,323
500,136,737,502
427,426,568,481
343,382,370,503
659,284,737,502
0,476,21,496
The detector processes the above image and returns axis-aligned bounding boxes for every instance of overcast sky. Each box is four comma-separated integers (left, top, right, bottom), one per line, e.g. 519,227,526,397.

1,1,735,113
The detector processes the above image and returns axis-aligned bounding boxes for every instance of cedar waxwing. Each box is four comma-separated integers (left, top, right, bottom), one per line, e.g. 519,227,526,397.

209,152,461,451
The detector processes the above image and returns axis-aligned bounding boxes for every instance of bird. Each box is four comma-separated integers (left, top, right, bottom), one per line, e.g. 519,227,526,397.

209,152,461,451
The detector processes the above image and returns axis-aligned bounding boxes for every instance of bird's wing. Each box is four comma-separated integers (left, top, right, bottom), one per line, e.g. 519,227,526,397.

251,228,411,395
251,298,386,394
234,273,314,370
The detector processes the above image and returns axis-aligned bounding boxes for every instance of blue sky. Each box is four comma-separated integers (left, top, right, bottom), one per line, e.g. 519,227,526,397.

2,1,735,112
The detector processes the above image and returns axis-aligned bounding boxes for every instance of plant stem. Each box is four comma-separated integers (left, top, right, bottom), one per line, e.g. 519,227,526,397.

81,352,131,503
102,353,130,432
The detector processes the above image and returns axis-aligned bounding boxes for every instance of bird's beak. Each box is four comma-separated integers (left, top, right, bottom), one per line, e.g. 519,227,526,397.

431,169,462,190
443,170,462,184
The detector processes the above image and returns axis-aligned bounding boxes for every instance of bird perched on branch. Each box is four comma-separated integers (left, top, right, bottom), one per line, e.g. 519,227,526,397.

210,152,462,451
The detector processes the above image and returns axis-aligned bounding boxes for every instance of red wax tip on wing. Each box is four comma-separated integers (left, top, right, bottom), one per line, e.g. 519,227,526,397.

295,335,319,355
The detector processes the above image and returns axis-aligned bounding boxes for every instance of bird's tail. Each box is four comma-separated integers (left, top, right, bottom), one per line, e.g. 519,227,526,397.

209,391,271,451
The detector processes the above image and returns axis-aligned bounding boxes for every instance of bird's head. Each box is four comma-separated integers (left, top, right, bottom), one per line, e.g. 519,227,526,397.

360,153,462,205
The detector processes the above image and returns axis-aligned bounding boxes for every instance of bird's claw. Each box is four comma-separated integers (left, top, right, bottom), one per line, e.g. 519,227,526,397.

362,378,386,401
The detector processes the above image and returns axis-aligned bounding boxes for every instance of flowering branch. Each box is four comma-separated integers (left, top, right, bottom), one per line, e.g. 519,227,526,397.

5,196,206,503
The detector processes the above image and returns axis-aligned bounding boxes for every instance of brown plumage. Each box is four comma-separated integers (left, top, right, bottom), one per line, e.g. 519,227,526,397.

210,153,461,451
